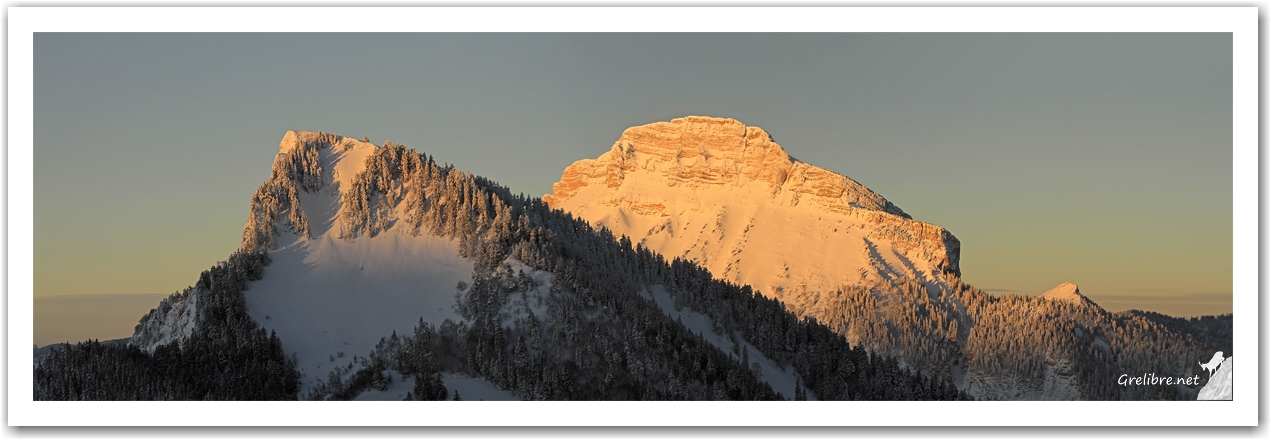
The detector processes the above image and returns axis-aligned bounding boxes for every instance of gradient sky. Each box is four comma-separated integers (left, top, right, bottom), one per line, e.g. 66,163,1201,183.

33,33,1232,346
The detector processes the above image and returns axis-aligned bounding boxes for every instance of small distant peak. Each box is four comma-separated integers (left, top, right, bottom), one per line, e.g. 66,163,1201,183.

1047,282,1079,294
1038,282,1088,305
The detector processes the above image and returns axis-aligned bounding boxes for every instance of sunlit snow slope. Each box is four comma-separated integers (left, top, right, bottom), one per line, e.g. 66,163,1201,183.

545,116,961,318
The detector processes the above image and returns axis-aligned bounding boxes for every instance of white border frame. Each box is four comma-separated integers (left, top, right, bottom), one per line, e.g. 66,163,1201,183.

7,7,1258,427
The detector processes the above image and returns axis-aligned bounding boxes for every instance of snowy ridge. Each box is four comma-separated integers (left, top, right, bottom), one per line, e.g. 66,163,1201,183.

132,131,382,353
1037,282,1097,307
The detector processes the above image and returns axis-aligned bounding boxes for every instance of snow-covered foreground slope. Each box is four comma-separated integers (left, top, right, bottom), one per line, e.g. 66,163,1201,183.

245,231,470,390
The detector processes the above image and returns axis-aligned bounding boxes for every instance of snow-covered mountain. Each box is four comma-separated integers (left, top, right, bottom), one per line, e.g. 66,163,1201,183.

545,116,960,305
116,129,957,401
546,116,1231,401
238,132,475,391
41,124,1229,402
132,131,478,394
546,116,973,373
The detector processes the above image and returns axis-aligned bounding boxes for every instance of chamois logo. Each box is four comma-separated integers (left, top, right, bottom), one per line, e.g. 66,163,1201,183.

1199,351,1224,378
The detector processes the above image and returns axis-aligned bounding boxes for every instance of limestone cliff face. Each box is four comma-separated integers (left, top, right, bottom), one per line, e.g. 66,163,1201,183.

546,116,962,317
545,116,910,219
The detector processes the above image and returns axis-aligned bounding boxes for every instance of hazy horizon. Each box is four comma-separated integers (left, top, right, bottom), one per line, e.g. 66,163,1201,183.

33,33,1232,347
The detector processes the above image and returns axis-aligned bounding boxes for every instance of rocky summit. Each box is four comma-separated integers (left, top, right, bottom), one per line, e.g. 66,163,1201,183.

545,116,909,218
546,116,960,305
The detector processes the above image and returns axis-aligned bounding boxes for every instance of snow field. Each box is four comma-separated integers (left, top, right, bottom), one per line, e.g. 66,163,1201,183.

245,229,473,392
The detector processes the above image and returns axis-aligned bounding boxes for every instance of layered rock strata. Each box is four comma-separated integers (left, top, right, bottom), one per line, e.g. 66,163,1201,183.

546,115,961,306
